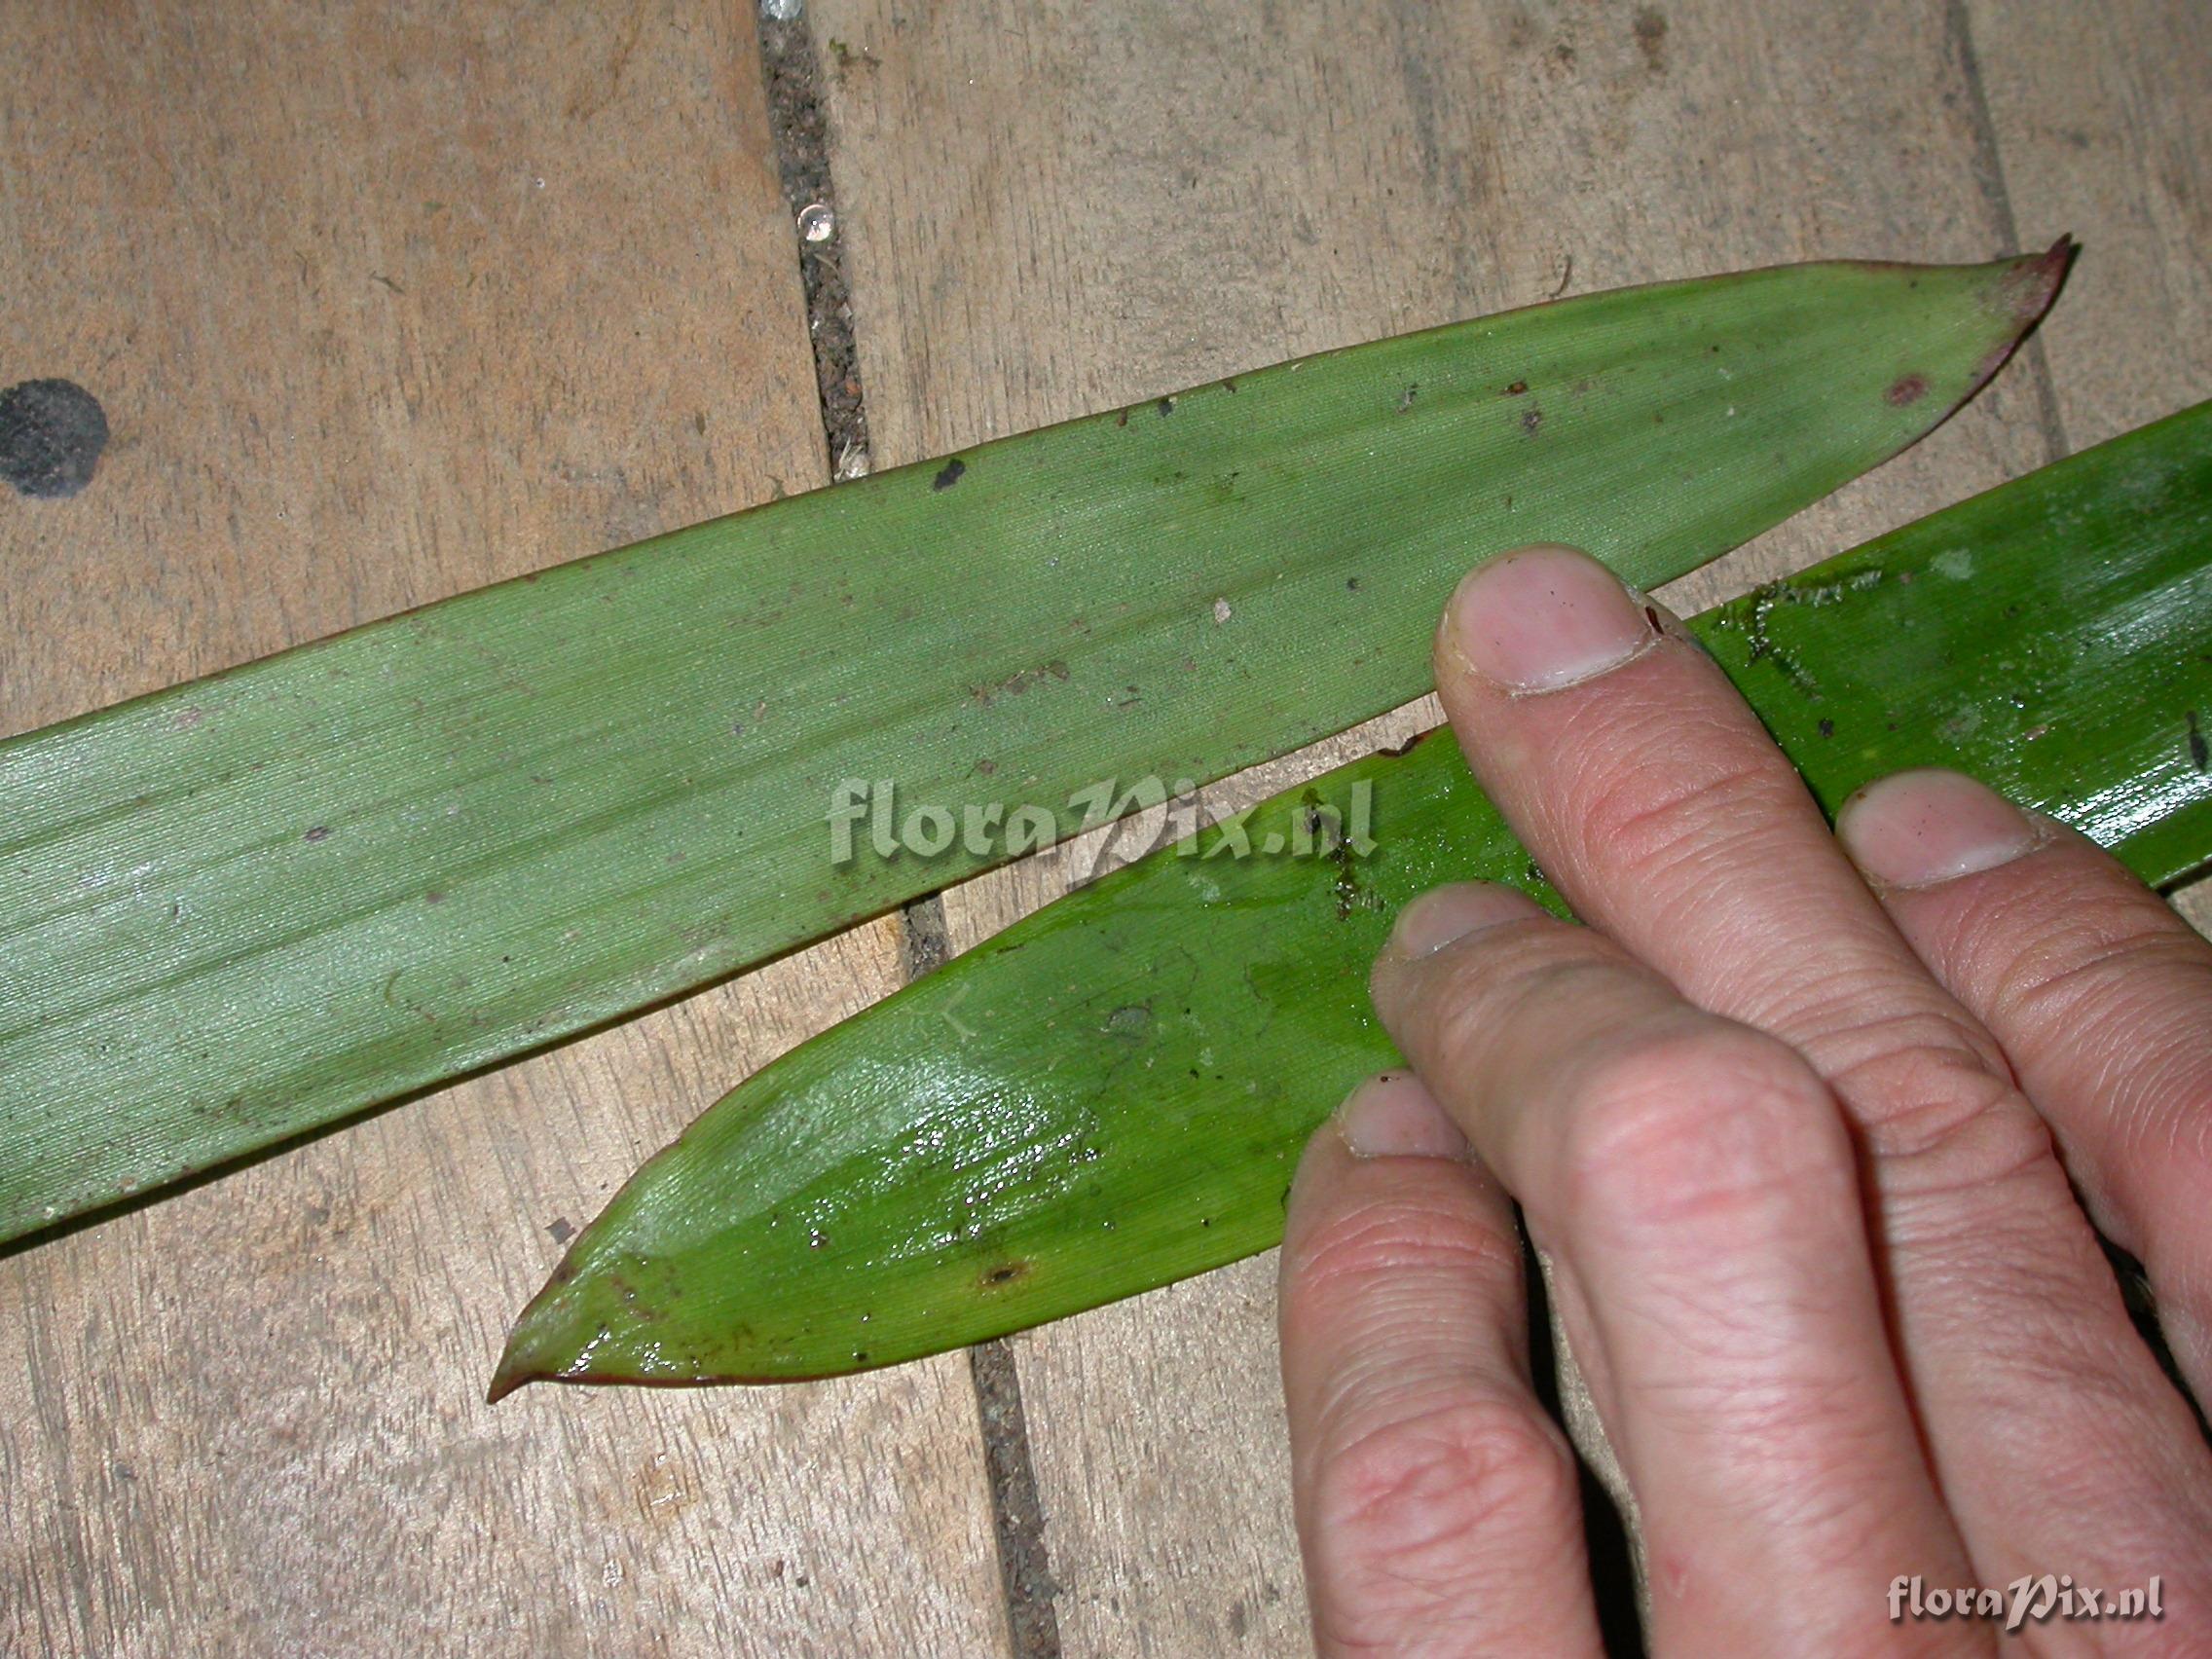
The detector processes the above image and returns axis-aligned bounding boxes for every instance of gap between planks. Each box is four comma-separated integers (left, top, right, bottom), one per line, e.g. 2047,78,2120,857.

1943,0,2072,466
756,12,1066,1657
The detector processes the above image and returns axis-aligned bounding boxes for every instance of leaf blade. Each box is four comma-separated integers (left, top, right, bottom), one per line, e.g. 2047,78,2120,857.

498,396,2212,1395
2,247,2064,1241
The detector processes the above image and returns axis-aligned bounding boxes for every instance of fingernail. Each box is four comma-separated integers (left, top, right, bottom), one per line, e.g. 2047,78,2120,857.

1388,882,1542,958
1837,769,2041,889
1334,1072,1469,1161
1446,543,1657,692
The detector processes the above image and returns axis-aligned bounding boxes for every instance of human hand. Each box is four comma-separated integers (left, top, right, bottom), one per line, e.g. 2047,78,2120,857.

1276,543,2212,1655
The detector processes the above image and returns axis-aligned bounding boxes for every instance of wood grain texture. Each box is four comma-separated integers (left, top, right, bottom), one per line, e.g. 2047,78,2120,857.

0,5,1009,1655
1967,0,2211,448
8,0,2204,1652
812,1,2189,1652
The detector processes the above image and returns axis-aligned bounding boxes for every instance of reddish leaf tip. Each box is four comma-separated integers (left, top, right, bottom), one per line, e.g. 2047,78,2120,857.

2005,234,2077,327
487,1309,566,1403
1931,240,2076,429
485,1359,535,1405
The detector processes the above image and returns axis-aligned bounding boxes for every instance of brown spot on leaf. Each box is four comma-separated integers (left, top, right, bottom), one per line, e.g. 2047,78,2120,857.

1522,407,1543,436
1886,374,1929,407
933,458,966,491
981,1261,1031,1289
968,659,1072,706
1503,380,1530,396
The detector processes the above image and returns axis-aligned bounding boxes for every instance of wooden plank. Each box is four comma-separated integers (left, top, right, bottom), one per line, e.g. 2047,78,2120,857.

1968,0,2210,451
816,0,2073,1651
0,5,1011,1655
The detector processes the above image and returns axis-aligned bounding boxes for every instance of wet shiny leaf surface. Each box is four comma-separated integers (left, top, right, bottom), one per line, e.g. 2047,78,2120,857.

499,398,2212,1395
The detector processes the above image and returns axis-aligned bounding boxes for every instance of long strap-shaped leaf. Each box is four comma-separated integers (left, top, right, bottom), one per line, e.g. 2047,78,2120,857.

1,249,2061,1242
496,399,2212,1396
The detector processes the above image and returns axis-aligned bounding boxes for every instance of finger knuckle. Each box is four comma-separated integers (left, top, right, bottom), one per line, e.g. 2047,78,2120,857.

1813,994,2014,1098
1310,1395,1578,1588
1287,1197,1523,1312
1421,943,1623,1079
2006,920,2208,1031
1560,1020,1848,1235
1558,719,1783,875
1989,905,2212,1145
1827,1025,2056,1187
1876,1095,2079,1259
1959,863,2200,1032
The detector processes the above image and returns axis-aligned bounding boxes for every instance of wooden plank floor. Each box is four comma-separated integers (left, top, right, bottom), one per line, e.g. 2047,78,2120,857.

817,0,2209,1653
2,2,2204,1654
0,6,1011,1657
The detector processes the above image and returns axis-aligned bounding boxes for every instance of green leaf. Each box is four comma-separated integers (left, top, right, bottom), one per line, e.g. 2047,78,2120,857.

2,247,2063,1243
495,398,2212,1396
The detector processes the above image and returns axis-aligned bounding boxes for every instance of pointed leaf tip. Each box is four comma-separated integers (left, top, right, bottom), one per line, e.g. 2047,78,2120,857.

2002,234,2076,328
487,1270,580,1402
1932,238,2074,424
486,1323,547,1403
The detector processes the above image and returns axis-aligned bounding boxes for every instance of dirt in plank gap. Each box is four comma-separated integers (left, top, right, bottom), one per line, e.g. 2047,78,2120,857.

756,16,1065,1657
759,15,870,481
